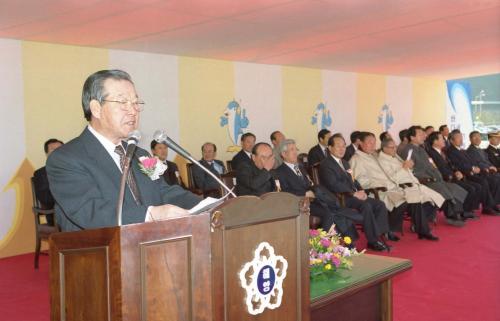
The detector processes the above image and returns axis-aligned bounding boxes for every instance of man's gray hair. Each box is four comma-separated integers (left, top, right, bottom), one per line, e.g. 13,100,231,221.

279,139,296,154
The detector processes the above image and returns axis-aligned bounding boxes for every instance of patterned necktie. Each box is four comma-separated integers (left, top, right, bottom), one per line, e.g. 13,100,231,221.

293,164,302,176
324,148,328,157
114,145,142,205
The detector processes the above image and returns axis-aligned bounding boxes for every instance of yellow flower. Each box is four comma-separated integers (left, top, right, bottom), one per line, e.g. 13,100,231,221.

334,253,341,258
324,264,332,270
343,236,352,245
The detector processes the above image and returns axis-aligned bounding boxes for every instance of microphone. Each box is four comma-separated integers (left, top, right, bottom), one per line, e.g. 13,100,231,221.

117,130,142,226
153,130,236,197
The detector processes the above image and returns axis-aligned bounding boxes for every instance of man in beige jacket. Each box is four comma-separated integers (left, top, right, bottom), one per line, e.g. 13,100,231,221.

350,132,440,241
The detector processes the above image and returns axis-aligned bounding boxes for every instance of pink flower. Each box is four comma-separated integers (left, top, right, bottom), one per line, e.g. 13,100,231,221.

320,238,331,248
332,256,341,268
309,229,320,237
140,157,157,169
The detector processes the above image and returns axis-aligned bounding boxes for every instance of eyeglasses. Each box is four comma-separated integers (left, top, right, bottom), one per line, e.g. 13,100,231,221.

101,99,145,112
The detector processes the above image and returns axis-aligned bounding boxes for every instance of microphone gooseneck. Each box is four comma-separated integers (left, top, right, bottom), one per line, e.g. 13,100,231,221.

153,129,236,197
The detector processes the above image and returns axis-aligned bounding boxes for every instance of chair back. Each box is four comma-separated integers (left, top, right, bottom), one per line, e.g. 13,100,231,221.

226,160,233,172
310,163,321,185
219,171,237,197
186,163,197,189
297,153,309,169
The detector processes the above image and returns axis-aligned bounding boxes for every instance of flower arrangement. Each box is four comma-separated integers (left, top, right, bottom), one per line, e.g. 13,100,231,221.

138,156,167,180
309,227,363,280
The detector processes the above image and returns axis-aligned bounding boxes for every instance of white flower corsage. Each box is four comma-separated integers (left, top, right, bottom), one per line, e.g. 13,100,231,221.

138,156,167,180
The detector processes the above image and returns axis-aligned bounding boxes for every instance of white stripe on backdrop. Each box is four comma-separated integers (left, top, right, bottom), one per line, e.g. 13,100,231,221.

385,76,413,144
234,62,282,146
109,50,180,160
322,70,357,137
0,39,25,241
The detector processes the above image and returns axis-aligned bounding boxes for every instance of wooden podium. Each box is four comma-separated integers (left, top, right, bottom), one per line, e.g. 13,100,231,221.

50,192,310,321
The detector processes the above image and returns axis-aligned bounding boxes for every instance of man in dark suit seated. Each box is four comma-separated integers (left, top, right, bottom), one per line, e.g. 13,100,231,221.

397,129,409,157
276,139,361,244
270,130,286,169
486,132,500,168
439,124,451,150
231,132,255,171
400,126,469,226
47,69,201,231
34,138,63,209
33,138,64,225
319,134,391,251
343,131,361,162
192,142,226,196
307,129,331,167
236,142,276,196
427,132,482,217
150,140,185,188
446,130,500,214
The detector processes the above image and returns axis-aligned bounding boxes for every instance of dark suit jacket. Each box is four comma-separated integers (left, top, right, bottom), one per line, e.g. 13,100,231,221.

192,159,225,192
427,148,454,180
319,155,361,194
343,144,356,162
446,145,476,174
466,145,492,169
275,163,312,196
162,160,183,187
46,128,201,231
231,149,252,171
235,161,275,196
33,166,55,209
486,145,500,168
307,144,327,166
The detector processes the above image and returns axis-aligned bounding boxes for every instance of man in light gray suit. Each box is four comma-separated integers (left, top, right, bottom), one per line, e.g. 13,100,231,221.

399,126,469,226
47,70,200,231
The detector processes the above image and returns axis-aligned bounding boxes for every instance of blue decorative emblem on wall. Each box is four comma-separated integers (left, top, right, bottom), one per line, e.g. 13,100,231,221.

311,102,332,131
220,100,250,152
378,104,394,131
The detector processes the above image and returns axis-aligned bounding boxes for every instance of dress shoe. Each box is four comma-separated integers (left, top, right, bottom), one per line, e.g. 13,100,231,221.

462,211,479,220
446,218,465,227
386,232,400,242
367,241,389,252
482,208,500,216
418,233,439,241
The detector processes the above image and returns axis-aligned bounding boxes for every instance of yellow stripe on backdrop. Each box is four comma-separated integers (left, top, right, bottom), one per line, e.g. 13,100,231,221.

412,78,447,127
178,57,234,180
282,66,322,152
356,73,387,135
22,41,108,169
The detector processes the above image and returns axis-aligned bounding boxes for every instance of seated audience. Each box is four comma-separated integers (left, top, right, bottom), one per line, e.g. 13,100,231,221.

192,143,226,195
379,131,392,142
344,131,361,162
397,129,409,156
308,129,331,166
427,132,482,216
424,126,435,137
236,142,276,196
446,130,500,213
34,138,64,211
318,133,391,251
276,139,361,243
439,124,450,149
486,131,500,168
270,130,286,169
231,132,256,171
150,140,184,187
400,126,468,226
350,133,440,240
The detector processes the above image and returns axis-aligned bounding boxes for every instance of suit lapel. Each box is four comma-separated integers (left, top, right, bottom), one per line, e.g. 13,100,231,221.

80,128,122,190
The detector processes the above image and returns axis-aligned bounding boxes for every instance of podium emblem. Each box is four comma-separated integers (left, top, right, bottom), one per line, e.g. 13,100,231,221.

239,242,288,315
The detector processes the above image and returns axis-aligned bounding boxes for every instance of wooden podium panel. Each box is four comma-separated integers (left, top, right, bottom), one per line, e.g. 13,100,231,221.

211,192,310,321
50,213,212,321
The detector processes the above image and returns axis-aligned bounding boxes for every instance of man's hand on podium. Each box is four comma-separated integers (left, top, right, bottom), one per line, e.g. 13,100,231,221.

146,204,190,221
